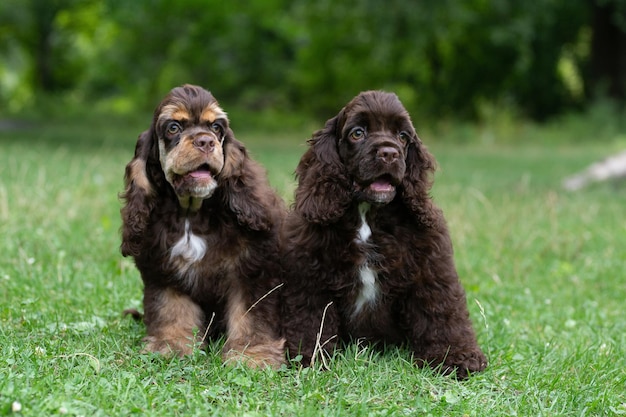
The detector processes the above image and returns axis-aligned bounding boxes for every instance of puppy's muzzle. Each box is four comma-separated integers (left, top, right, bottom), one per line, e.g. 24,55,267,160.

377,146,400,164
192,133,223,155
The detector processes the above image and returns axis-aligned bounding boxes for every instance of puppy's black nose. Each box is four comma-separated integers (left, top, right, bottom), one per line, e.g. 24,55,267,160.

377,146,399,164
193,135,217,153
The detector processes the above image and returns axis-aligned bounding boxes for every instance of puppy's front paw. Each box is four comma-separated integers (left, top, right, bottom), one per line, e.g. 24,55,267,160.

444,349,488,379
223,338,286,369
141,335,196,357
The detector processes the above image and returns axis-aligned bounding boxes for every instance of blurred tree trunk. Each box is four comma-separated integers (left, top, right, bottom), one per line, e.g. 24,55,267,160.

31,2,60,92
590,0,626,101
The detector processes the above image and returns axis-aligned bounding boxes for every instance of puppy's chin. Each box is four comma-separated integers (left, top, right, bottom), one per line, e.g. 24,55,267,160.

356,179,397,204
172,172,219,210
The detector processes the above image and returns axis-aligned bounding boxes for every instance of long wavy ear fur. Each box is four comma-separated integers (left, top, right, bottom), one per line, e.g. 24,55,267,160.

220,129,280,232
400,137,438,226
120,130,157,257
293,113,353,224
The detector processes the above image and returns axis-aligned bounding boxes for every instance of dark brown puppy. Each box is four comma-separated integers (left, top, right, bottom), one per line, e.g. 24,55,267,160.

281,91,487,378
120,84,285,368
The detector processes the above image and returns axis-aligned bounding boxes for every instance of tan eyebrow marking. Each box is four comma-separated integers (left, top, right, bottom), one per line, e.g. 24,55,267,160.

201,104,228,124
158,104,190,124
171,109,190,121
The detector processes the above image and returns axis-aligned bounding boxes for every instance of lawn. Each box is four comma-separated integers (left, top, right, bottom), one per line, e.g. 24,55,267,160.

1,114,625,416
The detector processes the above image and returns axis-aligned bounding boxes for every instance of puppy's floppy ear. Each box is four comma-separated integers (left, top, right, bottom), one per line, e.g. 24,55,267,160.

400,137,438,226
293,113,353,224
120,129,158,257
220,129,278,232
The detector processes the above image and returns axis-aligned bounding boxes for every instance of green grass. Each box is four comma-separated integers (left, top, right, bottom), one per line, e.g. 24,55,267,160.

1,115,625,416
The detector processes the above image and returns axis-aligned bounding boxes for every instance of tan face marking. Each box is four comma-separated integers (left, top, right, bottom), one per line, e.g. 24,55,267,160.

156,102,226,208
171,109,190,121
158,104,190,126
200,104,227,124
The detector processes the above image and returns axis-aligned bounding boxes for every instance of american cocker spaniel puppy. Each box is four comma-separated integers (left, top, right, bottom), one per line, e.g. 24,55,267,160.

120,84,285,368
281,91,487,378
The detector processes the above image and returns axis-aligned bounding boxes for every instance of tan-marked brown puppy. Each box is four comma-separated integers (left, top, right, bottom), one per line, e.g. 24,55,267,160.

280,91,487,378
121,84,285,368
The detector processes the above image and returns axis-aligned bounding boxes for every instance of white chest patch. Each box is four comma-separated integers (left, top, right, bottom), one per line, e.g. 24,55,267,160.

170,220,207,264
353,203,380,316
353,264,379,316
356,203,372,243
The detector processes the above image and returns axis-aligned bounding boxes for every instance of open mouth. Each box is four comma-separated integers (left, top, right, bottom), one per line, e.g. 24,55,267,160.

185,163,215,179
356,175,398,204
367,178,396,193
367,175,396,193
170,163,220,201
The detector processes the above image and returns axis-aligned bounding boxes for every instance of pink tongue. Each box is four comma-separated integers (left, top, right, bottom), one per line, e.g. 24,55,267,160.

369,180,394,192
188,170,212,179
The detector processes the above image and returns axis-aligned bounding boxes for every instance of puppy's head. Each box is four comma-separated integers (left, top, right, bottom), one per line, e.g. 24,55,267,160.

153,84,228,209
294,90,435,224
335,91,415,204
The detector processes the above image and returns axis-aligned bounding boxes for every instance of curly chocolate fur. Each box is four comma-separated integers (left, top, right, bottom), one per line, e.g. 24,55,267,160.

120,84,285,368
281,91,487,378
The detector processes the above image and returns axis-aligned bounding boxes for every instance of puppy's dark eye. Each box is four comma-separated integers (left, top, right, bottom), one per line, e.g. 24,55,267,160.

399,131,410,144
209,122,223,136
166,122,182,136
349,127,366,141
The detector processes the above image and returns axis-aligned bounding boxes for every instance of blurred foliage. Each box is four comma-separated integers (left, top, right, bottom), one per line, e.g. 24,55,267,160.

0,0,624,121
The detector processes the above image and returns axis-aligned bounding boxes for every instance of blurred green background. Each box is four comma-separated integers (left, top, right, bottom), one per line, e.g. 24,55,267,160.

1,0,625,126
2,3,626,415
